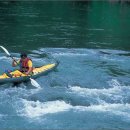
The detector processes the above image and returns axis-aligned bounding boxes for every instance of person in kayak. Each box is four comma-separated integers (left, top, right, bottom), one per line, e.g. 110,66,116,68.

12,53,33,75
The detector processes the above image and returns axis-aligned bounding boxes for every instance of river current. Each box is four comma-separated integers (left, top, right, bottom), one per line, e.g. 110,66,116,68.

0,1,130,130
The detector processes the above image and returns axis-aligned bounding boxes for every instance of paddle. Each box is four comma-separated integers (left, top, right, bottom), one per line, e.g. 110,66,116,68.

0,45,40,88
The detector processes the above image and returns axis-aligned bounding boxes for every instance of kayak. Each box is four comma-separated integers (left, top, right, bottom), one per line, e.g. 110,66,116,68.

0,62,58,84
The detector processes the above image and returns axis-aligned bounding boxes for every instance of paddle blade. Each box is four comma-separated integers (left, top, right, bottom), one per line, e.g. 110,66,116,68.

0,46,11,56
30,78,41,88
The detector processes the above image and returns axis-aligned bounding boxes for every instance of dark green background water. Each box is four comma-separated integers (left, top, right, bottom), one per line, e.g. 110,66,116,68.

0,1,130,130
0,1,130,52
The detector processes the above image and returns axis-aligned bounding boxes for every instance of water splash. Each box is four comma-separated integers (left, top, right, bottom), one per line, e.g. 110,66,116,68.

15,99,130,122
17,99,72,118
68,79,130,105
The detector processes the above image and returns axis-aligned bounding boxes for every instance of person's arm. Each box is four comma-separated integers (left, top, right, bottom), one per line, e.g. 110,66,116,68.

26,67,33,75
12,60,20,67
25,60,33,75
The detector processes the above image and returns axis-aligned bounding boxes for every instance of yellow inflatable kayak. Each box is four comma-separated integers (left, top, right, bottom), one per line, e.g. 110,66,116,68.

0,62,58,84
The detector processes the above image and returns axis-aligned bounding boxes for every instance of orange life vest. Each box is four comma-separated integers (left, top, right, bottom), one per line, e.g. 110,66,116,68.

20,58,32,72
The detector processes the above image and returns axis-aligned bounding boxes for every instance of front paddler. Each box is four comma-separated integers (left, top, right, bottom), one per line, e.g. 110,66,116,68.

12,53,33,75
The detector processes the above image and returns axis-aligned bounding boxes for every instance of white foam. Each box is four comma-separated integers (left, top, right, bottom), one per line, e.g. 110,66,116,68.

108,79,121,87
0,85,41,101
53,52,88,56
18,100,72,118
31,48,129,58
0,56,9,60
68,79,130,104
34,48,100,57
38,48,130,58
17,99,130,121
101,55,125,62
75,103,130,120
68,85,119,98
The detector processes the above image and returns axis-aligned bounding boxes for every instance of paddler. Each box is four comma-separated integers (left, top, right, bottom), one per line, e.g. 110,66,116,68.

12,53,33,75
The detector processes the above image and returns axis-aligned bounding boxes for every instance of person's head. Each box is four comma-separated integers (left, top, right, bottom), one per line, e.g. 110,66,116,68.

20,53,27,59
